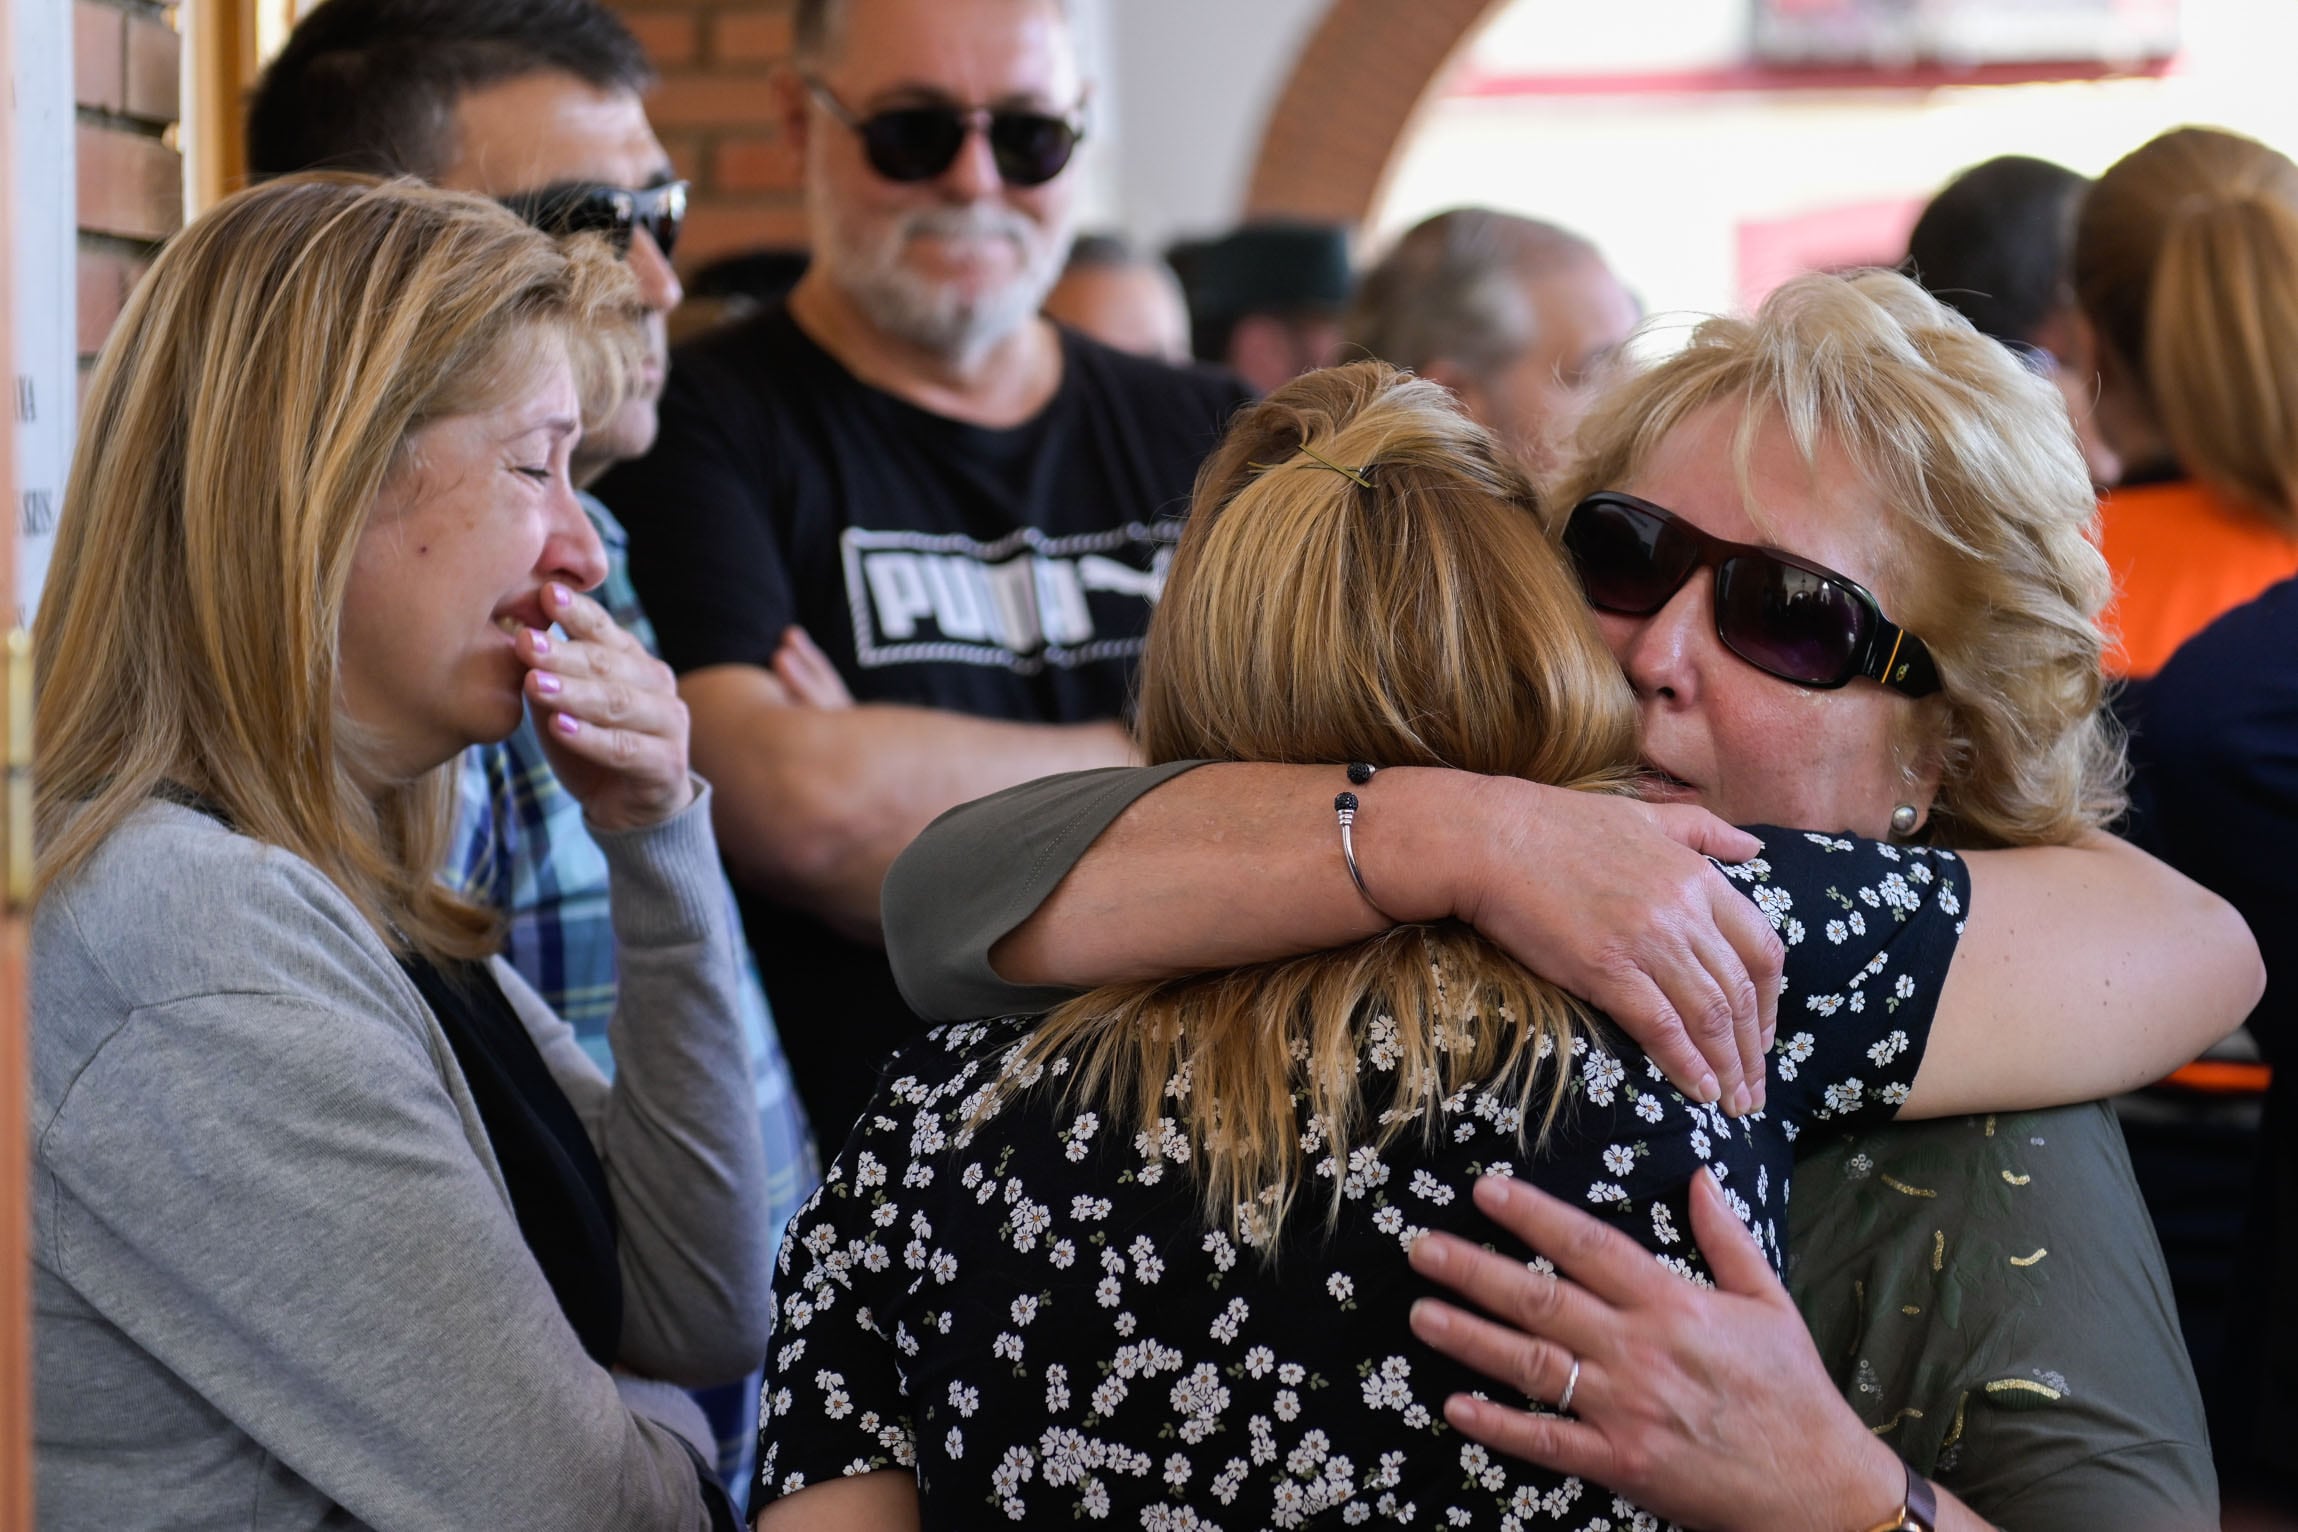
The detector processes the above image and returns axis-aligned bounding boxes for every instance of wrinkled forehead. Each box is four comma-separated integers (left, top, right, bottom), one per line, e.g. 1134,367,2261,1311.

1619,401,1905,600
815,0,1081,108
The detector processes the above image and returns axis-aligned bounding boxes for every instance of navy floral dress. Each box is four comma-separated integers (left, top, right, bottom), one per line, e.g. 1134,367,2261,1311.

755,831,1969,1528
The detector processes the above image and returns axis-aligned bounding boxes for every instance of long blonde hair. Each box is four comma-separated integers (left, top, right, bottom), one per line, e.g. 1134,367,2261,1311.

1005,362,1640,1248
36,173,638,964
2074,125,2298,531
1548,270,2122,851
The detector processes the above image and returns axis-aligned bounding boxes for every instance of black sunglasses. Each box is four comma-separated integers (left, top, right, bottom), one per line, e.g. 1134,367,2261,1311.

500,179,688,262
1561,491,1942,697
804,76,1084,187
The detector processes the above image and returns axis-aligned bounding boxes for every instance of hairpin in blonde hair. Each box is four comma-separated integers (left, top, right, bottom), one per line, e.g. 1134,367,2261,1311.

1249,441,1374,488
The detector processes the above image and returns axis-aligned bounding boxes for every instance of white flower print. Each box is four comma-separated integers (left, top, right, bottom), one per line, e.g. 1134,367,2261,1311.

758,827,1971,1532
1866,1030,1910,1067
1408,1168,1454,1204
1582,1052,1627,1106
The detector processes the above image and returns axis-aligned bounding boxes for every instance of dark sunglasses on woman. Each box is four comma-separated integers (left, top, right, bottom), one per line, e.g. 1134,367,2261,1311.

499,179,688,262
803,76,1085,187
1562,490,1943,696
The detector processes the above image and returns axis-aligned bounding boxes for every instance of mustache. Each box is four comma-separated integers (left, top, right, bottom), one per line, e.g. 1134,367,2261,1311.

897,205,1034,245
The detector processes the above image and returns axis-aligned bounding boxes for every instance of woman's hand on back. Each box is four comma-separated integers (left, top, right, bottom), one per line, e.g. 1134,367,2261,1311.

515,581,695,833
1406,1173,1917,1532
1430,776,1784,1113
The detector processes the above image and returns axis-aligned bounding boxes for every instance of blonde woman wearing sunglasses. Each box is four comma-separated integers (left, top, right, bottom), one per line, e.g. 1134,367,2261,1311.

866,272,2240,1529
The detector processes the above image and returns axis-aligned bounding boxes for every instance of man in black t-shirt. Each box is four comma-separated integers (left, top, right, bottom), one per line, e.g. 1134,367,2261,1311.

596,0,1252,1153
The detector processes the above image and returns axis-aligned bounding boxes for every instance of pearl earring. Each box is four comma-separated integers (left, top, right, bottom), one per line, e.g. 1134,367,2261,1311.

1890,803,1919,837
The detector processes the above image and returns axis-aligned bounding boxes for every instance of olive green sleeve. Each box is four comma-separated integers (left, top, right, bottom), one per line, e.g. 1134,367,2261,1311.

1789,1102,2216,1530
880,761,1215,1022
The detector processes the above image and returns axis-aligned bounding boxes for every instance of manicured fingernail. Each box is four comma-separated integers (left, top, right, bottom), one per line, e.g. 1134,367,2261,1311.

1697,1072,1720,1104
1411,1299,1450,1334
532,673,562,696
527,630,550,655
1732,1083,1752,1117
1445,1396,1483,1429
1412,1237,1447,1272
548,583,571,607
553,713,581,735
1474,1176,1513,1210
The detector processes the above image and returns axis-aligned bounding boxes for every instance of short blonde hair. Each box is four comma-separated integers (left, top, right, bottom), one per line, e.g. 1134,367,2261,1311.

1547,269,2123,850
1005,362,1641,1247
37,173,639,962
2075,126,2298,530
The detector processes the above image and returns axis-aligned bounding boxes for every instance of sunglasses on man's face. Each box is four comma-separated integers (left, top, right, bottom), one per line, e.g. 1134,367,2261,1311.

804,76,1084,188
1561,491,1942,697
500,179,688,262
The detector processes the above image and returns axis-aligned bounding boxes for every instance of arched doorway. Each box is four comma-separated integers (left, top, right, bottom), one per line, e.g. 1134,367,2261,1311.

1242,0,1502,228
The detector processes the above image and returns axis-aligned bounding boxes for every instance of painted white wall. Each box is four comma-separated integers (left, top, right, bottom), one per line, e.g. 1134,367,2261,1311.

8,0,75,622
1071,0,1334,255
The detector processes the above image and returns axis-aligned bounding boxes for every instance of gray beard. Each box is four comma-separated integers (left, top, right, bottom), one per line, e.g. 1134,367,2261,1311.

821,198,1069,364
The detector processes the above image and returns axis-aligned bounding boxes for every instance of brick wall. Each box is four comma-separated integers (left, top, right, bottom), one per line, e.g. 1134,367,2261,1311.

610,0,810,272
1245,0,1498,228
73,0,182,377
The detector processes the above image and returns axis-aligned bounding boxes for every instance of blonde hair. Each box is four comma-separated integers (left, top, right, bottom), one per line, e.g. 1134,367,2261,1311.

1001,362,1640,1247
1548,269,2123,850
2074,126,2298,530
36,173,639,963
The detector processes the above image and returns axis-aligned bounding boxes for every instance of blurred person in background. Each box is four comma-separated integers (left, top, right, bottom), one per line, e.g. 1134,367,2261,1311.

1903,154,2119,488
2074,126,2298,679
595,0,1251,1158
1042,231,1192,362
1171,219,1354,393
2078,124,2298,1522
673,249,812,346
1349,207,1641,471
247,0,814,1495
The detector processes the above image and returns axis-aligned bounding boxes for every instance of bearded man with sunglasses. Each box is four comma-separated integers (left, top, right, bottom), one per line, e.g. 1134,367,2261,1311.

247,0,817,1500
596,0,1252,1160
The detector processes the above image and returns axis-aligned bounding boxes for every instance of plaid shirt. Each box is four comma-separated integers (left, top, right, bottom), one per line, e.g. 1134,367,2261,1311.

454,494,814,1497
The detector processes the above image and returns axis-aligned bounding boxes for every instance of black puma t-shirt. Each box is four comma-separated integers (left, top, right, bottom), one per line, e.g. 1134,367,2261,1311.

598,307,1250,1150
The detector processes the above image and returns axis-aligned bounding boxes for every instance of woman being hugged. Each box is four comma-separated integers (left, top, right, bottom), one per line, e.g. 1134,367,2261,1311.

32,175,767,1530
756,347,2253,1531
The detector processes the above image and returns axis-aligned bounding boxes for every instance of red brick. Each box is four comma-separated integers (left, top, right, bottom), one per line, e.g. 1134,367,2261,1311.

710,134,799,196
712,9,794,66
76,245,149,356
646,70,785,131
661,131,706,189
124,11,181,123
676,198,811,269
622,9,700,68
75,125,183,243
74,1,124,113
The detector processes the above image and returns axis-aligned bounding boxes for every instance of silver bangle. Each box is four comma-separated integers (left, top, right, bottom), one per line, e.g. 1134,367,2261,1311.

1334,769,1397,922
